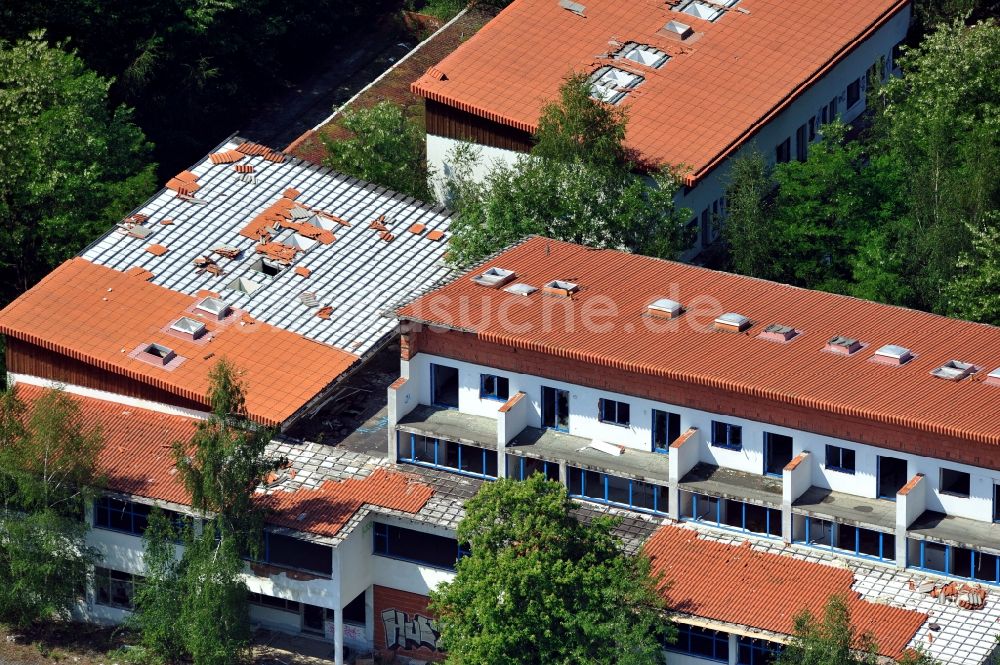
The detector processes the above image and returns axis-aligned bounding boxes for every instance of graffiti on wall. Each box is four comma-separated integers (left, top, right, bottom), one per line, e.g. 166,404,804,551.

381,608,441,652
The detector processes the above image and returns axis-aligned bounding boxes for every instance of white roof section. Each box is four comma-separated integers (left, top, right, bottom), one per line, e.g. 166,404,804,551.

81,136,455,357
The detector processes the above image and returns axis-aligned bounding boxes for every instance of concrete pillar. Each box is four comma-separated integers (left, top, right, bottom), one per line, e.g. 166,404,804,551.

496,392,528,480
782,452,811,543
364,585,375,646
387,377,416,461
668,428,700,521
558,460,568,486
896,474,926,569
332,548,344,665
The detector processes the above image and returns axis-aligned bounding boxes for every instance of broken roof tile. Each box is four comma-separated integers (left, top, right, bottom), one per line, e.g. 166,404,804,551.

146,244,168,256
294,266,311,278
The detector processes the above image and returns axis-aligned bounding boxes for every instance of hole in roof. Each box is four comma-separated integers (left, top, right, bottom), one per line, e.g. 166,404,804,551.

616,42,669,69
872,344,914,366
931,360,978,381
543,280,579,295
714,312,751,332
758,323,799,342
647,298,683,319
170,317,207,339
588,66,644,104
825,335,863,355
473,267,517,288
143,343,175,362
196,297,231,319
250,258,283,278
227,276,262,295
505,283,537,296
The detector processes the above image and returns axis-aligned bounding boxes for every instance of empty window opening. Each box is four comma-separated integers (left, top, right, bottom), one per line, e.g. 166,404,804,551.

250,258,283,278
931,359,977,381
825,445,856,474
667,624,729,661
480,374,510,401
711,421,742,450
877,455,908,499
373,522,462,570
249,592,300,614
399,434,498,479
847,78,862,108
140,343,176,366
775,137,791,164
254,531,332,575
343,590,366,626
681,491,779,537
302,604,334,635
588,66,643,104
940,468,971,498
542,386,570,431
994,484,1000,522
763,433,793,476
568,466,668,515
95,567,142,610
430,363,459,408
796,124,808,162
598,398,630,427
617,42,669,69
507,455,560,482
652,409,681,453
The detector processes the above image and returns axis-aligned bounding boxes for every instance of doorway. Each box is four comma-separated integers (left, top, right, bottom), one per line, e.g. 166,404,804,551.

541,386,569,432
877,455,908,499
763,433,794,476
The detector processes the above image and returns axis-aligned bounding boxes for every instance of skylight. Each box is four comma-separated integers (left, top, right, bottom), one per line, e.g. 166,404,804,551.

872,344,914,366
931,360,978,381
647,298,683,319
714,312,751,332
142,343,176,364
505,283,537,296
473,267,517,288
617,43,669,69
676,0,738,22
227,277,262,295
543,280,579,296
661,20,694,39
195,297,231,320
589,66,644,104
170,317,207,339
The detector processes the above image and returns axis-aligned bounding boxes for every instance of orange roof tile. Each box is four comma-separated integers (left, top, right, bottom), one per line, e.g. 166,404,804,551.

261,469,434,538
146,244,168,256
413,0,910,183
425,230,445,242
0,259,358,426
645,526,926,659
398,238,1000,448
295,266,312,278
409,223,427,235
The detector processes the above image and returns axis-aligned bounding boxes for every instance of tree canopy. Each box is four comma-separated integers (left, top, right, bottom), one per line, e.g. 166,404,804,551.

429,474,671,665
0,32,155,302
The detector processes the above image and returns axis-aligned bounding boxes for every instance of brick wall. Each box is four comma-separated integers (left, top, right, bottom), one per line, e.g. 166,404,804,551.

373,585,444,661
407,329,1000,471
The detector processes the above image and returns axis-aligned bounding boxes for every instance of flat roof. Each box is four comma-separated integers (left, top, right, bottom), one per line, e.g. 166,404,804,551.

412,0,909,183
81,136,455,358
398,237,1000,448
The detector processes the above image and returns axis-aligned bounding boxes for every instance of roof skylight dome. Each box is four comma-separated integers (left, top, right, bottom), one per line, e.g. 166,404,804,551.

195,297,231,320
618,43,669,69
647,298,683,319
872,344,914,366
170,316,207,340
588,66,644,104
714,312,751,332
931,360,978,381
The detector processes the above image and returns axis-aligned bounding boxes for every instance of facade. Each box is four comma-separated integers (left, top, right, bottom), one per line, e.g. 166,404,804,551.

389,236,1000,664
412,0,911,252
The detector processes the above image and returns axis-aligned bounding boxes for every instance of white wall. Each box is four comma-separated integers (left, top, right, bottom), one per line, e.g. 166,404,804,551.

409,351,1000,524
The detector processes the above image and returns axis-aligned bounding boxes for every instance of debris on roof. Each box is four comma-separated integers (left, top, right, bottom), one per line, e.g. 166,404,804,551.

209,149,244,164
146,244,168,256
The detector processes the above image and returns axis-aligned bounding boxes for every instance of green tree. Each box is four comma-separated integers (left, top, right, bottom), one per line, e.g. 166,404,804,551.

944,214,1000,325
133,358,282,665
430,474,671,665
777,594,878,665
722,146,777,279
0,32,155,301
533,73,629,168
0,387,103,627
323,101,432,201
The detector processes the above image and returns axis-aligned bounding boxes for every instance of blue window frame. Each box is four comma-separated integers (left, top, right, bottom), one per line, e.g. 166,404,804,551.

825,445,855,474
666,624,729,662
252,531,333,575
479,374,510,401
398,433,497,479
93,496,151,535
507,455,560,482
373,522,463,571
908,538,1000,584
682,492,781,538
541,386,570,432
652,409,680,454
567,466,668,515
994,485,1000,523
737,636,782,664
793,517,895,562
711,421,742,450
598,398,630,427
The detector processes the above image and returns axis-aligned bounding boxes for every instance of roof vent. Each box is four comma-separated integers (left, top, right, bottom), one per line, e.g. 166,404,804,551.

931,360,978,381
141,343,176,366
170,317,207,340
542,280,579,297
871,344,914,366
714,312,751,333
758,323,798,342
196,297,231,320
825,335,863,355
559,0,585,15
660,20,694,39
985,367,1000,386
647,298,683,319
473,267,517,288
505,283,538,296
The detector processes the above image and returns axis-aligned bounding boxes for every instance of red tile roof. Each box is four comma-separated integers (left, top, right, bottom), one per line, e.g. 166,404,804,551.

13,384,435,537
645,526,926,659
398,237,1000,447
413,0,909,184
0,259,359,426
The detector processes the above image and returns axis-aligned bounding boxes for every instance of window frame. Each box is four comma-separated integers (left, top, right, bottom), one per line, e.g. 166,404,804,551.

94,566,140,610
775,137,791,164
846,78,862,108
666,623,730,662
372,521,463,571
824,444,856,475
940,468,971,498
598,398,631,427
479,373,510,402
710,420,742,450
93,496,152,536
652,409,681,454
